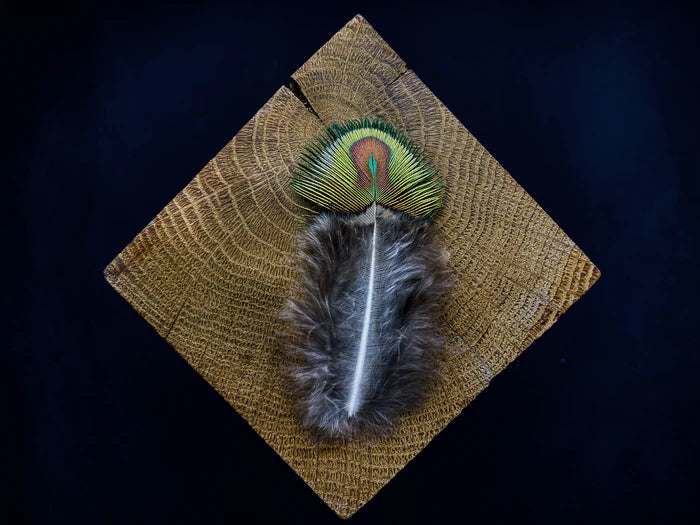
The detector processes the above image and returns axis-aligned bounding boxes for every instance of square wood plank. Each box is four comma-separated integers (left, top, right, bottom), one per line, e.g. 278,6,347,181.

105,14,599,518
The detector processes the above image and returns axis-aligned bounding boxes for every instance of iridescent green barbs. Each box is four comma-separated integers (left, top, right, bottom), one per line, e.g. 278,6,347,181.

292,118,444,218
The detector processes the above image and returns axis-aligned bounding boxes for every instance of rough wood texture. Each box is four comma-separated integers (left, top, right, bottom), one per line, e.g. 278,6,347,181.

105,14,599,518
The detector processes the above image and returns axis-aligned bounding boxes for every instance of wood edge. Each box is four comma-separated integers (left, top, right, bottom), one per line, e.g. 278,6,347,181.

531,250,601,348
101,84,300,287
103,254,125,284
290,13,406,89
396,69,602,282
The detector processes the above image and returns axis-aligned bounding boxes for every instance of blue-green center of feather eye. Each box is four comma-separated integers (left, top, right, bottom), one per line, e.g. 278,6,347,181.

368,154,377,177
368,154,378,200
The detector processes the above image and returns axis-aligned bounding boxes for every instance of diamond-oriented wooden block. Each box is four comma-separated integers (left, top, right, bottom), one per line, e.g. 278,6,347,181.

104,14,599,518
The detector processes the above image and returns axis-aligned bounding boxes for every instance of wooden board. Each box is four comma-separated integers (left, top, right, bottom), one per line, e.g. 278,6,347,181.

105,14,599,518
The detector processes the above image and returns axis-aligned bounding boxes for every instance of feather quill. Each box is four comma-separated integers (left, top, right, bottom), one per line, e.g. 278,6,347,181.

282,119,450,440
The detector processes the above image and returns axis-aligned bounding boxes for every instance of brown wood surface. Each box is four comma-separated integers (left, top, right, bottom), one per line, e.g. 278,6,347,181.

104,14,599,518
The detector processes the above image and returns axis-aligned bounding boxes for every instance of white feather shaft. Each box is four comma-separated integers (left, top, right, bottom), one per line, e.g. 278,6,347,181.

347,203,377,417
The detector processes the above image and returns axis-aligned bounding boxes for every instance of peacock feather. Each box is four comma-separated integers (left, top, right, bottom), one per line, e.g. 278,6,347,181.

292,118,444,218
283,118,450,441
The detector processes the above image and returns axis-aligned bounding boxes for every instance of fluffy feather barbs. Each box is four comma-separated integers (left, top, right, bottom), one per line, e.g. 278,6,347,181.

282,205,450,440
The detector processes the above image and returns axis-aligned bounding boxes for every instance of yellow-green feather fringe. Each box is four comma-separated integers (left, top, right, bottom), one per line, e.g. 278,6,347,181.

292,118,444,218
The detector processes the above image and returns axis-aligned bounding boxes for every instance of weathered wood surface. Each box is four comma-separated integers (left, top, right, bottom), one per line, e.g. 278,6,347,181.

104,14,599,518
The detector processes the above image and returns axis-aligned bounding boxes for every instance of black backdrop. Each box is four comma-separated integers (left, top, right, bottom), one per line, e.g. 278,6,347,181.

5,1,699,523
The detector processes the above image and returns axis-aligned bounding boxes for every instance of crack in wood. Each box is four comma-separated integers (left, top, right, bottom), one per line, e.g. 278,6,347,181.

289,78,321,120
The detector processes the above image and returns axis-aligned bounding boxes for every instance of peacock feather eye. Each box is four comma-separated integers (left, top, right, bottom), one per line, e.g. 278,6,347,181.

292,118,445,218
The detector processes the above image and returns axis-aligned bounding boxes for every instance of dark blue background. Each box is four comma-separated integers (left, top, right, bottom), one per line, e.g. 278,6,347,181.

6,1,699,523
